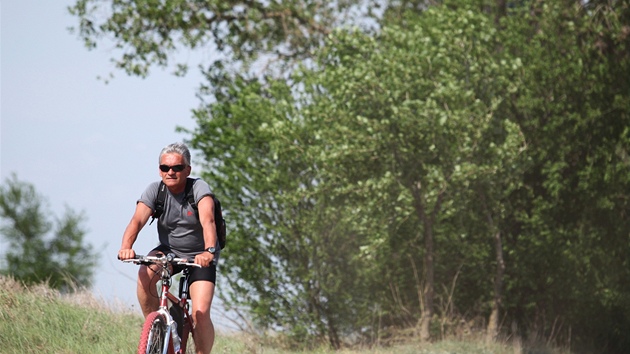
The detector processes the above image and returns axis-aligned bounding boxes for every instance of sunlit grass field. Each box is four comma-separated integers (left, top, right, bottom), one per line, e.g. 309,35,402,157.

0,276,562,354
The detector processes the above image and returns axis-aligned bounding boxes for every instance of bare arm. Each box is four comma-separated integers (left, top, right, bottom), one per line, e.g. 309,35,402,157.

118,202,153,260
194,195,217,267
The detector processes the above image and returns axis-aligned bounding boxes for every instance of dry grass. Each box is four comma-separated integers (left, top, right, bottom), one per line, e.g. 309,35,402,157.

0,276,569,354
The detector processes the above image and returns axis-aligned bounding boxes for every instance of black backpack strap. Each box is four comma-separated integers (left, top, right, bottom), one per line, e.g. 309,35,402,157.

183,178,199,217
212,194,227,249
150,181,167,225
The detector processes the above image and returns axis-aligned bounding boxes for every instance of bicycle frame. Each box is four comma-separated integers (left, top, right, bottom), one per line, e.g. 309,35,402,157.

158,266,194,353
122,254,200,354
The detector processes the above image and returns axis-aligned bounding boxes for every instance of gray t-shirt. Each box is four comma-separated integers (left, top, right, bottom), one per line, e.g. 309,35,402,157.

139,178,220,259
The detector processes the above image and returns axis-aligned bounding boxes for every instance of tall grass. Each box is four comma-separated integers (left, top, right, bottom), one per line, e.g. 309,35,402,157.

0,276,141,353
0,276,565,353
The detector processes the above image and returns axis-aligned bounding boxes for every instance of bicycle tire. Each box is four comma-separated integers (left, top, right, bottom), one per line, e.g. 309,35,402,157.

138,312,168,354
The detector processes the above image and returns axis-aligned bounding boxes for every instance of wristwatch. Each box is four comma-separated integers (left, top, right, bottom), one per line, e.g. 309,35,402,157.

206,246,216,254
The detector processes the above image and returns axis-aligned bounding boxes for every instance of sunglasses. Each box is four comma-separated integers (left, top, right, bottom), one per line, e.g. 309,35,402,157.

159,164,186,172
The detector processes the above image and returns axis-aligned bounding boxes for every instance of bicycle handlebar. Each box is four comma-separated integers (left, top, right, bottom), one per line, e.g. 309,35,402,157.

120,253,202,268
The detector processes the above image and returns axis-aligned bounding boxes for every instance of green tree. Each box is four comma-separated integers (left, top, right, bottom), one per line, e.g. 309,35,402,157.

0,174,97,291
68,0,384,78
497,2,630,351
303,5,526,340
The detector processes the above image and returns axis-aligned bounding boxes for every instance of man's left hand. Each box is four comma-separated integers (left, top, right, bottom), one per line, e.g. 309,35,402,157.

195,251,214,267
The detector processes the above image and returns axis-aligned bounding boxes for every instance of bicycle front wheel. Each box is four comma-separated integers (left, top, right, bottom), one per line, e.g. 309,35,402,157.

138,312,168,354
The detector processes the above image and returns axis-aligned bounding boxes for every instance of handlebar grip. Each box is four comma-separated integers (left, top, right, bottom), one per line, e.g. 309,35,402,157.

117,254,145,259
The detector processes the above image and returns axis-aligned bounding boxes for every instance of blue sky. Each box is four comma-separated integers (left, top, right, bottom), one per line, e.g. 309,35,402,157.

1,1,231,325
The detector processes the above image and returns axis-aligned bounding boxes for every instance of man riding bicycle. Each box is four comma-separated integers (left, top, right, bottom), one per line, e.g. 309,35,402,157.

118,142,219,354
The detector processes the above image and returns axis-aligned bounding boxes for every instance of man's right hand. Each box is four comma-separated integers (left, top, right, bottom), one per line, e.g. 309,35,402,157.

118,248,136,260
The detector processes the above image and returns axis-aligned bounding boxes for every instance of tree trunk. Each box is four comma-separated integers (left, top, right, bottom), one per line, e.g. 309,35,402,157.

486,229,505,342
327,315,341,349
419,223,434,341
495,0,507,25
411,181,442,342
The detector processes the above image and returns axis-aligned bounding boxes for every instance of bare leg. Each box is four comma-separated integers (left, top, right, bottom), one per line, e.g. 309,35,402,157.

137,250,162,317
189,280,215,354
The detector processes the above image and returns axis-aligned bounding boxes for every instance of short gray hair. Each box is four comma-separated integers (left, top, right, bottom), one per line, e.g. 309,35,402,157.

159,142,191,166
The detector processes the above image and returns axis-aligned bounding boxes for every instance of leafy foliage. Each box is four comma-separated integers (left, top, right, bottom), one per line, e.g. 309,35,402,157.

69,0,630,352
0,174,97,291
68,0,382,78
497,2,630,351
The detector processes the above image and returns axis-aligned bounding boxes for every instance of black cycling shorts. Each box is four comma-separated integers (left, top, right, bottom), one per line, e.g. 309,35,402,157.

152,244,216,285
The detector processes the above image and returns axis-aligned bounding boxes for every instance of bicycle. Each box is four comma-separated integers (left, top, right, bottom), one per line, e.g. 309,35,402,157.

121,253,201,354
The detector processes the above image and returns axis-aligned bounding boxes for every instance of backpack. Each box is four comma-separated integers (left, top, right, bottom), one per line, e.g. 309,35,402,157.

150,178,227,249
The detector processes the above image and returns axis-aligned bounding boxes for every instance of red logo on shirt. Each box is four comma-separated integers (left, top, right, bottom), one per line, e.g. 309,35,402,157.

187,210,193,216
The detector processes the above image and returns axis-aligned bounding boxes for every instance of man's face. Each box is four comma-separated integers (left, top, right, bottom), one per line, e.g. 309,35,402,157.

159,153,190,190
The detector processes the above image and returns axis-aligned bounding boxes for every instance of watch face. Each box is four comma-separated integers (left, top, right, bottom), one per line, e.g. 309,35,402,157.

207,247,216,254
